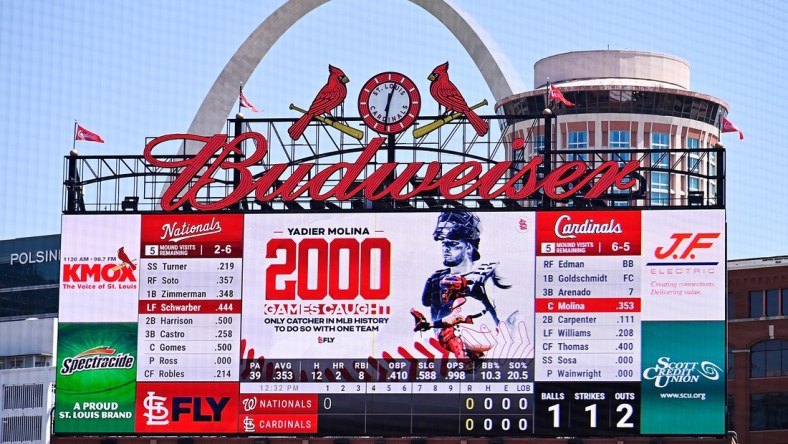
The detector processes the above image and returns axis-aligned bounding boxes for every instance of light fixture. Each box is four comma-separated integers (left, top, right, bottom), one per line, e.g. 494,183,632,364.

121,196,139,211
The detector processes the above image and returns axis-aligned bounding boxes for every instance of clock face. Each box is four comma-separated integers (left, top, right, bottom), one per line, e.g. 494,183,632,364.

358,72,420,134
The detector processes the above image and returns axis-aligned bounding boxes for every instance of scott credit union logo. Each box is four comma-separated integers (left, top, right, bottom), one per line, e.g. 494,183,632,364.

642,356,722,388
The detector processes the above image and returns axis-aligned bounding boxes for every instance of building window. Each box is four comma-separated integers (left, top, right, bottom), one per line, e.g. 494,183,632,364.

610,131,630,206
687,137,701,192
768,289,780,316
749,289,788,318
0,355,51,371
750,392,788,431
782,289,788,316
533,134,545,153
568,131,588,161
728,292,735,319
6,357,24,370
652,133,669,149
750,290,765,317
650,133,670,206
728,346,734,380
610,130,630,152
751,339,788,378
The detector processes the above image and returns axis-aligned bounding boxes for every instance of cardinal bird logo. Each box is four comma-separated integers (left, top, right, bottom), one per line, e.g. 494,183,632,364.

116,246,136,271
288,65,349,140
428,62,488,137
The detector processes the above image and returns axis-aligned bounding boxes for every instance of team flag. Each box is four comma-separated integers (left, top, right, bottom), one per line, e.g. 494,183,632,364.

75,124,105,143
239,91,260,113
549,84,575,107
722,116,743,140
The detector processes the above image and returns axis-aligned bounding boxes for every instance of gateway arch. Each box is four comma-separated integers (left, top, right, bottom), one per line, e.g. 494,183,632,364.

185,0,525,153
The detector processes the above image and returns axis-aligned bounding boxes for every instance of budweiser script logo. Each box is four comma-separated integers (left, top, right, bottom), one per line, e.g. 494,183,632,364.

144,132,640,211
554,215,623,239
160,217,222,243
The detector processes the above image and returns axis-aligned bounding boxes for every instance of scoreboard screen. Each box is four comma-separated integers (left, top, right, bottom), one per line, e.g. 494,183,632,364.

55,209,726,437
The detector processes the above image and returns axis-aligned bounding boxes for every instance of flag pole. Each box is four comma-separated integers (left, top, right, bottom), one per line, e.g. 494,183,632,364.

73,119,78,151
719,113,724,141
546,77,552,109
238,82,243,114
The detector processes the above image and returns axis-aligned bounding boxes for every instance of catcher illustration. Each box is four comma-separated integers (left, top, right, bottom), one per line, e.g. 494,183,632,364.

410,211,512,363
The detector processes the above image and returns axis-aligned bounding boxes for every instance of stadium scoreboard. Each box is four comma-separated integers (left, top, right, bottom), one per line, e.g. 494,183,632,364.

55,209,725,437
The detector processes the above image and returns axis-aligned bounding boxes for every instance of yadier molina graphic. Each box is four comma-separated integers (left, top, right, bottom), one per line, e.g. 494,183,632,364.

411,212,519,364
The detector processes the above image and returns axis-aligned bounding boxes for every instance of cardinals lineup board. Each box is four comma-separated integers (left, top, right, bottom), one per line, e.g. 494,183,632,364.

55,209,726,437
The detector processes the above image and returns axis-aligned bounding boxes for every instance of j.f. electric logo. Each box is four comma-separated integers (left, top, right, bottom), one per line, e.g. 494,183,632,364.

648,233,720,267
654,233,720,262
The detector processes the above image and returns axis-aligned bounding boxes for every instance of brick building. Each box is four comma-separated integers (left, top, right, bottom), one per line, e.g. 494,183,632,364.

728,256,788,443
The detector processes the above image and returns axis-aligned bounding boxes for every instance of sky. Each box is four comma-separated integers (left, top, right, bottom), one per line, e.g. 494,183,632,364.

0,0,785,260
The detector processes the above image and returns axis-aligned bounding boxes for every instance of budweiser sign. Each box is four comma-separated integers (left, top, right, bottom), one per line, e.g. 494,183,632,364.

144,132,640,211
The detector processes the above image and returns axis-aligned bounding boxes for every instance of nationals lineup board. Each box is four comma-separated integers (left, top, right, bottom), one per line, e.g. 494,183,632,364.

55,209,726,437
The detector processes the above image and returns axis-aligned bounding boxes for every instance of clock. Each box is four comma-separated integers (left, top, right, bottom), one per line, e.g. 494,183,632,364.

358,72,421,134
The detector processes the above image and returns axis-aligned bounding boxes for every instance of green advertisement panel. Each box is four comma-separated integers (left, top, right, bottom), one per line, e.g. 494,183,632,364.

55,323,137,433
640,321,725,435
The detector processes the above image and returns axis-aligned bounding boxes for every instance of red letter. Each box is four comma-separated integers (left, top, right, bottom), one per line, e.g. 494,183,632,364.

654,233,693,259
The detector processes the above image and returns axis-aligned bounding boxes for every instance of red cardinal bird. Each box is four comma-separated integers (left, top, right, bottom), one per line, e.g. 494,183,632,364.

288,65,349,140
428,62,488,136
117,246,136,271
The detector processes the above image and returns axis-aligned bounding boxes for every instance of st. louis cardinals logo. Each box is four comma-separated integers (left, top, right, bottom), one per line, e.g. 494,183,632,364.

143,392,169,425
288,65,361,140
115,246,136,271
286,63,489,140
424,61,488,137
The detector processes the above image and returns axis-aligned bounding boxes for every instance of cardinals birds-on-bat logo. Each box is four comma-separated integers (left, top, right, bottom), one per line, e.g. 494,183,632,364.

288,65,349,140
116,246,137,271
428,62,489,137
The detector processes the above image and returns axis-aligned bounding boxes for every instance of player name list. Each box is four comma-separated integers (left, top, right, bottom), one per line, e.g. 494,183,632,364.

535,212,642,383
137,215,244,382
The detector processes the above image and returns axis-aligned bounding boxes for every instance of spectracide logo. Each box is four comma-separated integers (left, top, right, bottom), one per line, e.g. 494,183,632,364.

60,346,135,375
